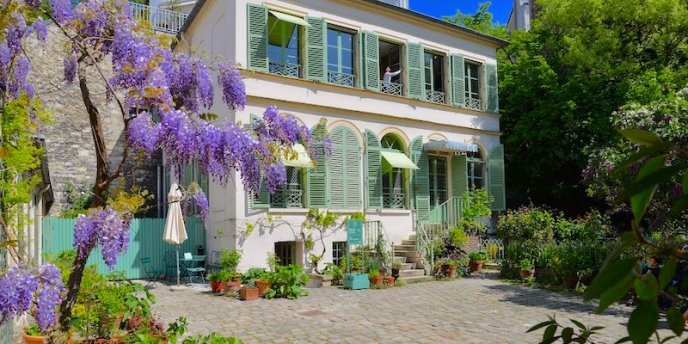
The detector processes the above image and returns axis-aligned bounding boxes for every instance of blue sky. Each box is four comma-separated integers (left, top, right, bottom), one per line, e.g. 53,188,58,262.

409,0,512,25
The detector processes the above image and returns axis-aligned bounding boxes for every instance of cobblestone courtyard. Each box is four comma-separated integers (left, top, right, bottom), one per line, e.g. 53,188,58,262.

150,277,643,343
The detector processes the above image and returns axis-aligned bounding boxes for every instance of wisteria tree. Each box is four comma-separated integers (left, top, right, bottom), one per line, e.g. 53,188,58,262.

0,0,317,334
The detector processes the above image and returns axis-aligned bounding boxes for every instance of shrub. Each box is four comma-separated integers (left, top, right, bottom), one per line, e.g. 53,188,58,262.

468,250,488,261
265,264,309,300
497,206,558,243
240,268,265,285
220,249,241,273
450,226,469,247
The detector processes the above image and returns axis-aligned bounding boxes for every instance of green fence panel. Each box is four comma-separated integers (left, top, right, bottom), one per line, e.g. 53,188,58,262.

42,217,206,279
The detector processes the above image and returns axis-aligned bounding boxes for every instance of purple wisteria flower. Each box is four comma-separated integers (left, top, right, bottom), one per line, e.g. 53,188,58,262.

74,207,131,269
218,63,246,110
0,266,38,320
50,0,74,24
192,190,209,226
63,53,77,83
36,264,64,331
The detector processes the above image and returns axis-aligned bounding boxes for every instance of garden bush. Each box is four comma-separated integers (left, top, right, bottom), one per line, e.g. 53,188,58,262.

265,264,309,299
497,206,558,242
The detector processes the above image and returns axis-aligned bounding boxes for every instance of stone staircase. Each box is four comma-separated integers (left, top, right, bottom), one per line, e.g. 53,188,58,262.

393,234,433,283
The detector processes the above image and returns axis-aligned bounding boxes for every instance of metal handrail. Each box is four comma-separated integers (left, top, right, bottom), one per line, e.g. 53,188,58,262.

465,97,482,110
425,90,446,104
382,191,405,209
415,197,465,272
269,62,300,77
130,2,188,34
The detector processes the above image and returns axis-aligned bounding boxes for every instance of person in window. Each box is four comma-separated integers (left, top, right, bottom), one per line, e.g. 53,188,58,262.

383,66,402,92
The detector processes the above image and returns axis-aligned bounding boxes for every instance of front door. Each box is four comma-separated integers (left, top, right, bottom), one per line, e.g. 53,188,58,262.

428,156,448,210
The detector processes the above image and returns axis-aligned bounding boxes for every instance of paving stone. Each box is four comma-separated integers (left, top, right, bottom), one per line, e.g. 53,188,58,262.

148,278,676,343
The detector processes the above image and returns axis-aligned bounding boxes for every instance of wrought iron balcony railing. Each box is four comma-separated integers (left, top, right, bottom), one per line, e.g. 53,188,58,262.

130,2,188,34
269,62,300,78
381,81,403,96
425,90,446,104
270,187,304,209
383,190,405,209
465,97,482,110
328,71,355,87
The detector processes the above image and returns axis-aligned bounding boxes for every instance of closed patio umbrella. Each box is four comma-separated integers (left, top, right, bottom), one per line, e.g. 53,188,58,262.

163,183,187,285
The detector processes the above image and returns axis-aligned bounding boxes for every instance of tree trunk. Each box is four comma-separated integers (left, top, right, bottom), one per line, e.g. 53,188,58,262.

58,66,111,331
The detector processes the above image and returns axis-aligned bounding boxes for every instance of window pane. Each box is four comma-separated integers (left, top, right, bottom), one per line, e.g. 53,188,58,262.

327,29,338,45
341,32,353,49
328,46,338,66
341,51,353,70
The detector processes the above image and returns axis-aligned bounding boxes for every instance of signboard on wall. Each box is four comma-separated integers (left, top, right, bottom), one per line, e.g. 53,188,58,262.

347,219,363,245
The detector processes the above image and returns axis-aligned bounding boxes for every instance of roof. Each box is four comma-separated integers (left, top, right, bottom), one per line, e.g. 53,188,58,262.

177,0,508,47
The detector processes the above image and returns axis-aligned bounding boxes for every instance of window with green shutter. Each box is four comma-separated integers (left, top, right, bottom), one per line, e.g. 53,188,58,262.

271,167,305,208
465,61,482,111
467,149,486,190
405,42,425,100
267,11,305,77
307,125,329,208
326,26,355,87
423,50,446,104
488,144,506,211
361,31,380,91
485,63,499,113
364,130,382,209
306,17,327,82
247,4,268,72
380,134,407,209
329,126,362,209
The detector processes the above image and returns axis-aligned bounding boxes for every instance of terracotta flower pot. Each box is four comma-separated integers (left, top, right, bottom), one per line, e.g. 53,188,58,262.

383,275,395,287
224,279,241,292
256,280,271,296
240,287,259,301
369,275,384,286
519,269,535,280
210,280,225,293
563,276,579,290
469,260,484,273
442,265,458,279
23,333,46,344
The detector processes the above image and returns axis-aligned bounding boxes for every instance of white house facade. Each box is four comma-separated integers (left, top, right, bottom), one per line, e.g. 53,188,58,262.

175,0,507,273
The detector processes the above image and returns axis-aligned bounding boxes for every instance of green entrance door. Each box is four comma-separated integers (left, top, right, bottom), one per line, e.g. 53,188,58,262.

428,156,448,222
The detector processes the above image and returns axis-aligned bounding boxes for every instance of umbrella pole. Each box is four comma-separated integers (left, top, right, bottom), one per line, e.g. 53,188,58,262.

176,245,180,285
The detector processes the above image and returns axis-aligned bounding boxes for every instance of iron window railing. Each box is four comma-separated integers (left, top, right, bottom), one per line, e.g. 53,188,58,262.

269,62,300,77
270,186,304,208
465,97,482,110
425,90,446,104
328,71,355,87
381,81,403,96
383,190,405,209
130,2,188,34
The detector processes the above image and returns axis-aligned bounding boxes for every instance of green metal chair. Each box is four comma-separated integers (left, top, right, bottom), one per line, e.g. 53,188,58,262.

141,257,164,287
183,252,206,284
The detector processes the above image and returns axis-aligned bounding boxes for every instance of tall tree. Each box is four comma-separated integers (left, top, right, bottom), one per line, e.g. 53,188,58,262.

499,0,688,214
443,2,507,38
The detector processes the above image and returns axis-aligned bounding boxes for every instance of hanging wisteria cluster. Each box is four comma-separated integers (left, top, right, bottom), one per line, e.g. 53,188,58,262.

73,207,131,269
0,264,64,332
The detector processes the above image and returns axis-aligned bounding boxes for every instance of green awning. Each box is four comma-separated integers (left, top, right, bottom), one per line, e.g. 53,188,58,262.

381,150,418,172
283,144,313,168
269,10,310,27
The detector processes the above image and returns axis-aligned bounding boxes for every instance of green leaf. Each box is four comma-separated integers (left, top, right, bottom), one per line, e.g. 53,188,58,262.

586,258,637,301
561,327,573,342
659,257,677,290
660,336,676,344
667,307,684,337
630,155,667,224
613,142,672,173
528,320,556,333
622,164,688,199
618,129,662,146
598,274,635,312
570,319,586,331
543,324,557,340
634,274,658,300
590,326,605,332
615,337,632,343
628,300,659,344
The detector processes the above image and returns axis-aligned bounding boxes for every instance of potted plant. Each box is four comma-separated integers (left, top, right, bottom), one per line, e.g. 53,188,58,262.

468,250,488,273
23,324,46,344
519,259,535,280
256,271,273,296
208,269,230,293
239,283,259,301
368,268,383,286
391,260,402,280
220,248,241,274
223,271,242,292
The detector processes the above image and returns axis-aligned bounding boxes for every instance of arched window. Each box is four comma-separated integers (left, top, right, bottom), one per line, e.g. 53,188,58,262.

467,149,486,190
381,134,406,209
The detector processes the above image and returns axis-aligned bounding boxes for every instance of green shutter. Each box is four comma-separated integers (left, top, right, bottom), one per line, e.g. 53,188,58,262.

329,126,362,209
451,155,467,199
197,161,209,197
406,43,425,100
250,114,270,208
306,17,327,82
450,55,466,107
485,63,499,113
307,126,329,208
361,31,380,91
415,151,430,220
409,136,423,210
365,130,382,209
182,163,193,189
247,4,268,72
488,144,506,211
